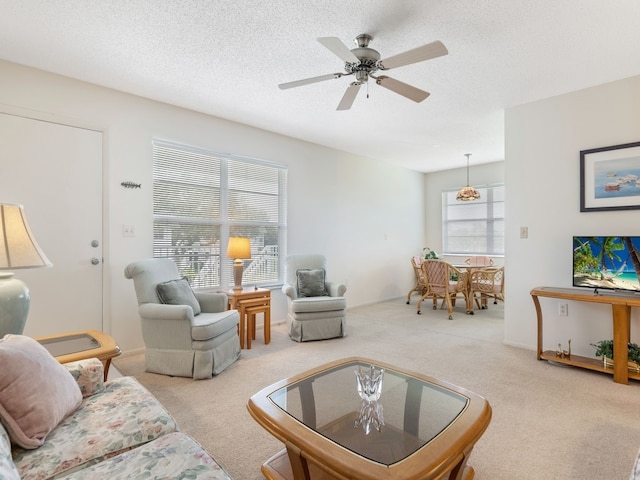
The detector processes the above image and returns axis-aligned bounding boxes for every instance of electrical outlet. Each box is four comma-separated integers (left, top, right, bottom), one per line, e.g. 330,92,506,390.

558,303,568,316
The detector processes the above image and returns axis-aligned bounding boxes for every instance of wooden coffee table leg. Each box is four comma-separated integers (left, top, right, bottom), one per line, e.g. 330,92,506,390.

447,448,474,480
286,442,311,480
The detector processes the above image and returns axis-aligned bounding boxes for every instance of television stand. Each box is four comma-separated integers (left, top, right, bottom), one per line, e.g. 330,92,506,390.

530,286,640,384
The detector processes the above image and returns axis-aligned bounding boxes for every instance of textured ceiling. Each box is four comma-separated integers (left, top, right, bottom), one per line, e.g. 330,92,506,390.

1,1,640,172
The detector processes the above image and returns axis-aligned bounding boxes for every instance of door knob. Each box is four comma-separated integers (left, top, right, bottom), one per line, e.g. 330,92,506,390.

91,257,100,265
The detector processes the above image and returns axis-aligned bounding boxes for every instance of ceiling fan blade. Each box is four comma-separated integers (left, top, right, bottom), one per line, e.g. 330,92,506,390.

318,37,360,63
379,40,448,70
337,83,361,110
375,76,430,103
278,73,344,90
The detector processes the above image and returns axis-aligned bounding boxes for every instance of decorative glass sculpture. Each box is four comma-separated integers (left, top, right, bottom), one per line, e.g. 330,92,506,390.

354,399,384,434
354,364,384,402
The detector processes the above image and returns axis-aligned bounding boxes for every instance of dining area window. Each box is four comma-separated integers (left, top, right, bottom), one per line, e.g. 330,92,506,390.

442,184,504,256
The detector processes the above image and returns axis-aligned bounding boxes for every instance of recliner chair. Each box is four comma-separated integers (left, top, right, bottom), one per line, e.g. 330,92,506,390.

282,254,347,342
124,258,240,379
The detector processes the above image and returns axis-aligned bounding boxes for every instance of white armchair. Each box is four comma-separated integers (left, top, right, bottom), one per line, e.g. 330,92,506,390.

282,254,347,342
124,258,240,379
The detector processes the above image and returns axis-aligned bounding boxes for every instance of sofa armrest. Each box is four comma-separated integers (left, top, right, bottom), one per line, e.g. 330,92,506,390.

282,283,297,300
139,303,195,321
194,292,227,313
326,281,346,297
631,447,640,480
64,358,106,398
0,421,19,480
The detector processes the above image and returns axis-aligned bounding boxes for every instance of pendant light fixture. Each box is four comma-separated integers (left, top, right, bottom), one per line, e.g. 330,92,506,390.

456,153,481,201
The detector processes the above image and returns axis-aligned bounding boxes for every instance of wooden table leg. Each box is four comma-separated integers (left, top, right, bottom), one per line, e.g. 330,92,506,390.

286,442,311,480
265,307,271,344
246,306,252,349
103,359,112,381
447,447,474,480
532,294,543,360
612,303,631,384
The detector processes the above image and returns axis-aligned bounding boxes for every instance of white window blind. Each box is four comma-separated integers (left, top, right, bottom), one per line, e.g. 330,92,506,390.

153,140,287,289
442,184,504,256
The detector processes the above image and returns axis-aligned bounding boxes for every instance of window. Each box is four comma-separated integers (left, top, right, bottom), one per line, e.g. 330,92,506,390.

442,184,504,256
153,140,287,289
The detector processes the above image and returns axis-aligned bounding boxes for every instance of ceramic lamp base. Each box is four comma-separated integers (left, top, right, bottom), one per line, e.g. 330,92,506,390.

0,272,30,336
233,261,244,290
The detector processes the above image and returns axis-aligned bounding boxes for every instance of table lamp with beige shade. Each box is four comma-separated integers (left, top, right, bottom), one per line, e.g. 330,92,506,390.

226,237,251,291
0,203,52,336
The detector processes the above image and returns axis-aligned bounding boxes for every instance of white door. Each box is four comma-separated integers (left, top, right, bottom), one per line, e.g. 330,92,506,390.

0,112,103,336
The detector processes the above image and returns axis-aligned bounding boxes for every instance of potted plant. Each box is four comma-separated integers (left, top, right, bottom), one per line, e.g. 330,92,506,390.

591,340,640,372
423,247,439,259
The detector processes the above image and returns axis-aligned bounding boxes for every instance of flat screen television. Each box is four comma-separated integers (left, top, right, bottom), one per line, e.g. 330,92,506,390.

573,236,640,293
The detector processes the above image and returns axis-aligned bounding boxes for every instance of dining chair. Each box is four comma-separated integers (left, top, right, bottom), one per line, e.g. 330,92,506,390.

406,256,427,304
469,266,505,310
465,256,495,267
417,260,471,319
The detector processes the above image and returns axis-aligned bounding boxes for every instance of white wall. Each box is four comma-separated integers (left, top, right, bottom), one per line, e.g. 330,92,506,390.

424,161,505,265
505,74,640,357
0,60,425,352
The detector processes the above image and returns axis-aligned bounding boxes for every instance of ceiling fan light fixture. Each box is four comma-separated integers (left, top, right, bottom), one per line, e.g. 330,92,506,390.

355,70,369,82
278,34,448,110
456,154,480,202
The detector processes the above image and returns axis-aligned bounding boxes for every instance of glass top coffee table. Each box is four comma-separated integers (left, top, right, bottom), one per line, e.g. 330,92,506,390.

247,357,492,480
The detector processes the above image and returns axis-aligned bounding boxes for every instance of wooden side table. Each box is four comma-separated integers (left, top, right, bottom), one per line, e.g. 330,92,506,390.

223,287,271,349
35,329,121,381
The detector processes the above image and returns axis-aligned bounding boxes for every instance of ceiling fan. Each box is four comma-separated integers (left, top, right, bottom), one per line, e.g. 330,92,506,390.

278,34,448,110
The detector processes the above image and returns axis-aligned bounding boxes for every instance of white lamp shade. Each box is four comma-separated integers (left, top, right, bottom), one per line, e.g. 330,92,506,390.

0,203,52,269
226,237,251,259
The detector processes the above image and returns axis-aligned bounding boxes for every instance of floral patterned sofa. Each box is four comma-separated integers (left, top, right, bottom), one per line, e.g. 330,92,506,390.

632,449,640,480
0,335,232,480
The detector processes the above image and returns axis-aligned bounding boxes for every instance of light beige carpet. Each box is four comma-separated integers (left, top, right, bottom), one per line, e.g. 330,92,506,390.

113,299,640,479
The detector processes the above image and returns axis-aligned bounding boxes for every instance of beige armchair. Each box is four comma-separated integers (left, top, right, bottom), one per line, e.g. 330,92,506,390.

282,254,347,342
124,258,240,379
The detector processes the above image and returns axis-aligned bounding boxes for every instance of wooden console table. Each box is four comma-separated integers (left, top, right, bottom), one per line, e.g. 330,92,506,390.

530,286,640,384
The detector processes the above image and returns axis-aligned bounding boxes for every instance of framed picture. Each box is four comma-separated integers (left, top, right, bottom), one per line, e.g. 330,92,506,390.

580,141,640,212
